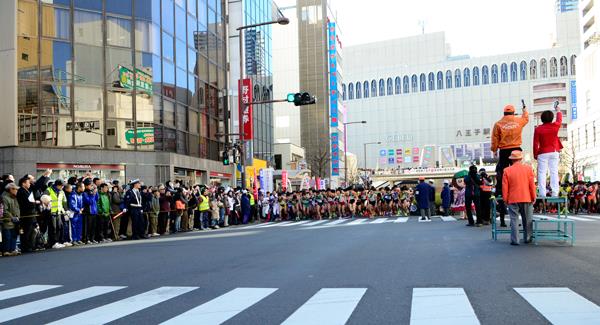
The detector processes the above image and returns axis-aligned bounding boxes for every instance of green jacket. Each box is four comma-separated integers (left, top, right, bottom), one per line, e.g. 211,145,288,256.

98,192,111,217
2,192,20,230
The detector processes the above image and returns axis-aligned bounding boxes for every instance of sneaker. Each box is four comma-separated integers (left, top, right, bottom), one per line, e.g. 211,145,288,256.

420,217,426,221
86,241,92,245
52,243,63,249
119,234,127,239
152,233,159,237
213,225,220,229
63,242,73,247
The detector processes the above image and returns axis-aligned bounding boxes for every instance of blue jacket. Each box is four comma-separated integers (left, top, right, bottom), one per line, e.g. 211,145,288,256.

68,191,83,215
441,185,452,208
415,182,431,210
82,190,99,215
241,194,251,213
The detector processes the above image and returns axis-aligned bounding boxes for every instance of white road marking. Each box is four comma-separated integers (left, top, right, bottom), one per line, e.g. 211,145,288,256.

48,287,196,325
565,216,593,222
370,218,389,224
0,285,62,301
258,221,294,228
160,288,277,325
440,216,457,222
418,218,432,223
394,217,409,223
410,288,480,325
324,219,348,226
346,219,368,226
282,288,367,325
303,220,330,226
0,286,125,323
279,221,312,227
515,287,600,325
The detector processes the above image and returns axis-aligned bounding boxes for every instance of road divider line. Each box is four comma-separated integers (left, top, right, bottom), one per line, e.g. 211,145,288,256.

0,285,62,301
0,286,126,323
160,287,277,325
410,288,480,325
48,286,196,325
282,288,367,325
515,287,600,325
394,217,409,223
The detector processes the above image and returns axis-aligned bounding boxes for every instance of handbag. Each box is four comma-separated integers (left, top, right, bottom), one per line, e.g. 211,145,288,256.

175,200,186,210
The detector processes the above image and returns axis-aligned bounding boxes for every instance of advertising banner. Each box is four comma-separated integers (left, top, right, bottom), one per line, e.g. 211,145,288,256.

118,65,152,93
125,127,155,145
328,22,338,128
570,80,577,120
239,78,254,165
331,132,340,176
281,170,288,191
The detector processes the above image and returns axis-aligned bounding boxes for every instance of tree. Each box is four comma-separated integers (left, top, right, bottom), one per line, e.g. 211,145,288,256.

560,141,591,182
306,148,331,179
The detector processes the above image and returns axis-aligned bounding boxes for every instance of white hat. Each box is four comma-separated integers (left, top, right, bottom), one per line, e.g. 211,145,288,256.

443,180,450,184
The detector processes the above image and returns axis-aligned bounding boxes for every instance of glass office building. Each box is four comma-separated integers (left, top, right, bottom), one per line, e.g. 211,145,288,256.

0,0,232,185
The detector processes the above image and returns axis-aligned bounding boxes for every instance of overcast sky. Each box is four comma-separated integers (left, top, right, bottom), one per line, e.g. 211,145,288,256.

276,0,557,57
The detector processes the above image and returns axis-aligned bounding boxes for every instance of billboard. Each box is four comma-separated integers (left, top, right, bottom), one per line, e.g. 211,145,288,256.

328,22,340,176
239,78,254,165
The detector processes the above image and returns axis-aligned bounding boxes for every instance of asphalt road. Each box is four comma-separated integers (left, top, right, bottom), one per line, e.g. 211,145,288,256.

1,215,600,325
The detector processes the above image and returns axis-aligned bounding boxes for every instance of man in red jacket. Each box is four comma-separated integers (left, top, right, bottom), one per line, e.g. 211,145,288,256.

533,102,563,197
503,150,537,245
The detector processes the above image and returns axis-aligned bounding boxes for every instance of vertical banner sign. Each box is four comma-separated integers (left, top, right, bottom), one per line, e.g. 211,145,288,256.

253,167,259,199
239,79,254,165
281,170,288,191
331,132,340,175
259,168,265,191
328,22,340,177
264,168,274,193
316,177,321,190
570,80,577,120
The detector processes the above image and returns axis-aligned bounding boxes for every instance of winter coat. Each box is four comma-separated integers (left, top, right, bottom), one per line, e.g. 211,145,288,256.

110,191,123,214
82,190,99,215
98,192,111,217
17,187,37,218
441,185,452,208
464,173,482,198
415,182,431,210
69,191,83,215
1,191,20,229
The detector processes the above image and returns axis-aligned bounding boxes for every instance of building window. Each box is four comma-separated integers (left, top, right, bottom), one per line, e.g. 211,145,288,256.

356,83,361,99
342,83,346,101
403,76,410,93
550,57,558,77
501,63,509,82
428,72,435,91
520,61,527,80
394,77,401,94
371,80,377,97
540,58,547,78
510,62,518,81
348,83,354,100
455,69,461,88
530,59,537,79
379,79,385,96
464,68,471,86
472,67,479,85
436,71,443,89
482,66,489,85
419,74,426,92
491,64,499,83
411,75,418,92
21,53,29,61
386,78,393,95
560,56,568,76
570,55,577,75
446,70,452,89
363,81,369,98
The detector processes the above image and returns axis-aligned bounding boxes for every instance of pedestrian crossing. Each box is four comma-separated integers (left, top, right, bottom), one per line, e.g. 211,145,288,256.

0,284,599,324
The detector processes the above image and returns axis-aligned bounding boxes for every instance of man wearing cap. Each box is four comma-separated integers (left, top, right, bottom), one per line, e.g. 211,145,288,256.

415,177,432,221
502,150,536,245
491,103,529,227
44,179,66,249
441,180,452,216
124,179,146,240
2,183,21,256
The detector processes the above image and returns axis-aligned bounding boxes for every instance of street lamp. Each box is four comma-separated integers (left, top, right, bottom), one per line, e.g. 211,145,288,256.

236,17,288,189
343,121,367,185
363,141,381,178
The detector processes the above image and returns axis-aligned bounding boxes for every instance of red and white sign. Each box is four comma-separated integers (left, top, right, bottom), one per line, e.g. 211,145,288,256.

281,170,288,191
37,163,125,171
209,171,232,178
238,78,253,140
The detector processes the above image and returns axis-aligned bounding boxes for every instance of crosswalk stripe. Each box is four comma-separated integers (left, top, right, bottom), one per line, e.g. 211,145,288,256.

0,285,62,301
515,287,600,325
279,221,312,227
282,288,367,325
566,216,593,222
0,286,125,323
48,287,196,325
440,216,457,222
303,220,329,226
410,288,480,325
394,217,409,223
577,215,600,220
160,287,277,325
347,219,368,225
370,218,388,224
259,221,294,228
324,219,347,226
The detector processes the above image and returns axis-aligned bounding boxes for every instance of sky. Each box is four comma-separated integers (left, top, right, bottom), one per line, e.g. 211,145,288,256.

276,0,558,58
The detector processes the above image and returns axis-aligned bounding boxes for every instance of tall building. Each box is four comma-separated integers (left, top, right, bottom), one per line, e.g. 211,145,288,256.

343,7,579,171
569,0,600,180
0,0,231,185
557,0,578,13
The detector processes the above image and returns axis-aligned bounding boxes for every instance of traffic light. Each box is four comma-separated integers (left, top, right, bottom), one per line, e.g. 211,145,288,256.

287,92,316,106
222,150,230,165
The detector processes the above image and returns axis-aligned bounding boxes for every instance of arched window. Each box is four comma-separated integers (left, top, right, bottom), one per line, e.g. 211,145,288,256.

491,64,499,83
550,57,558,77
472,67,480,86
355,82,361,99
403,76,410,93
509,62,517,81
342,83,346,101
519,61,527,81
363,81,369,98
437,71,444,89
560,56,568,76
501,63,509,82
530,59,537,79
428,72,435,90
455,69,461,88
386,78,393,95
419,73,426,92
464,68,471,87
371,80,377,97
348,83,354,100
482,66,489,85
379,79,385,96
570,55,577,75
540,58,547,78
411,74,418,92
394,77,401,94
446,70,452,89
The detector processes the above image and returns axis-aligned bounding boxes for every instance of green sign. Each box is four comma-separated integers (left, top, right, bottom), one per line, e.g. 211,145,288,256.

118,65,153,93
125,128,155,145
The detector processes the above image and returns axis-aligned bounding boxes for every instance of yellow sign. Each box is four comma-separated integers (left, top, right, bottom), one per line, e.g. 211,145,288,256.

235,158,267,188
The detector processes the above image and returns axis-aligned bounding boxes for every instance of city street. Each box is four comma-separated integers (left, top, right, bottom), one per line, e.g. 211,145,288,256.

1,216,600,324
